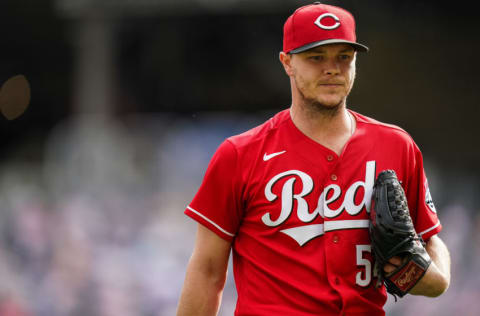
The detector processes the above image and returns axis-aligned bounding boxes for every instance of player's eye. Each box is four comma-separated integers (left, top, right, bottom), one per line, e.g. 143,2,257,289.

339,54,352,61
308,55,323,61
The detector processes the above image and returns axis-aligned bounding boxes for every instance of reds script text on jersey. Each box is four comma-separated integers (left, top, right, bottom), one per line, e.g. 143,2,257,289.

185,109,441,316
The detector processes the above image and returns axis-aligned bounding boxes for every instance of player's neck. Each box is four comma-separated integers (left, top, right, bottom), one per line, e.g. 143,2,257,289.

290,102,355,155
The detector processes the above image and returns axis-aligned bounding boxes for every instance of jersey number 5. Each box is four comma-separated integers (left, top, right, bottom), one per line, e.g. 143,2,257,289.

356,245,376,287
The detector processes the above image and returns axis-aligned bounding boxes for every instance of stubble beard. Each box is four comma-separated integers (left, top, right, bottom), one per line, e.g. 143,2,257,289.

292,65,355,118
295,79,345,118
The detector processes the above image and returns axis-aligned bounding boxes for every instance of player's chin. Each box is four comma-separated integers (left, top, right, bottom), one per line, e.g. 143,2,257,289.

316,89,346,102
315,95,346,109
308,99,344,114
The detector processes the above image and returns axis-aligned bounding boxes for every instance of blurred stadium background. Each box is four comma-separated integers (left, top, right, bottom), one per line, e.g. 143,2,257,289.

0,0,479,315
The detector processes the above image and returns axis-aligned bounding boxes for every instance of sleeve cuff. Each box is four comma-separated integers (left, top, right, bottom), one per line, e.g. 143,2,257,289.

185,206,235,242
418,221,442,241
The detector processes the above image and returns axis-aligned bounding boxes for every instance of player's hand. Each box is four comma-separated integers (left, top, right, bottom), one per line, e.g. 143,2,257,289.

383,256,405,274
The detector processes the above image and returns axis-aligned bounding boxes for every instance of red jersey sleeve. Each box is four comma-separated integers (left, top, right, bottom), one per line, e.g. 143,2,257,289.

185,140,243,242
405,141,442,241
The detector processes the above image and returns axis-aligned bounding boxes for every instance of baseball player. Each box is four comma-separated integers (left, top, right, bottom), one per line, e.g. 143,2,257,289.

177,3,451,316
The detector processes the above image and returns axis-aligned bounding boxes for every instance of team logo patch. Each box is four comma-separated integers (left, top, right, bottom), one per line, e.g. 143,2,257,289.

425,187,437,213
314,13,341,30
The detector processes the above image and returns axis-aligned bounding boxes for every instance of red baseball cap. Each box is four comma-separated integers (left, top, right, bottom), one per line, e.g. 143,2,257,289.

283,2,369,54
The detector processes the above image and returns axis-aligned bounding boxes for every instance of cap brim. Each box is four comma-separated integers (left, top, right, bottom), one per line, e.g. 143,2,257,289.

289,39,369,53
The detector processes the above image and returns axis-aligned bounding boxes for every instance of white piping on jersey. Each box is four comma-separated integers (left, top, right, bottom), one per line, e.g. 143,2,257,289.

418,221,441,237
280,220,370,246
186,206,235,237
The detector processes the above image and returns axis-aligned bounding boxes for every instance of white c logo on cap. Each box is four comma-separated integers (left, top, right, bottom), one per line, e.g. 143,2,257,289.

314,13,340,30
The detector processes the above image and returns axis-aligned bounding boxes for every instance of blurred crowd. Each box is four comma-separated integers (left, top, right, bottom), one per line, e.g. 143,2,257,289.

0,113,478,316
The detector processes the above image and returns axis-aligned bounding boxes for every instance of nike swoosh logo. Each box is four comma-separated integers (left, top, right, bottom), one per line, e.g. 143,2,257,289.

263,150,286,161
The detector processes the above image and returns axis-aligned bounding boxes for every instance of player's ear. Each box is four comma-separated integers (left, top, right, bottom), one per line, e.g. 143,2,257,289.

279,52,294,77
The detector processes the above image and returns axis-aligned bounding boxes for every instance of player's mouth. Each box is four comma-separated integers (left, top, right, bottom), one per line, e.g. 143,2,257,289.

318,84,344,90
318,82,344,87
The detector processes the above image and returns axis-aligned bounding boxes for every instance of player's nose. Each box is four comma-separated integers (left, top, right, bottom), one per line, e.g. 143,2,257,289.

323,60,341,76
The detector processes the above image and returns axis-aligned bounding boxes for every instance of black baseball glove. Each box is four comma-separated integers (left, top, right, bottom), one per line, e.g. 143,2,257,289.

369,170,432,298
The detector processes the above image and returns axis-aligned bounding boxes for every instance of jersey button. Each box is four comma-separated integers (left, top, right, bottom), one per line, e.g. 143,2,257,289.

332,235,339,243
326,155,334,161
331,174,337,181
334,277,340,285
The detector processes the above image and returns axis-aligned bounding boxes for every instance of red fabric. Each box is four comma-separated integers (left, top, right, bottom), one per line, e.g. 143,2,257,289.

185,109,441,315
283,3,358,53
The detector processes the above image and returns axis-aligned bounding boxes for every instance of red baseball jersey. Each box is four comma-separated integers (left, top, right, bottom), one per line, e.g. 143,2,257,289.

185,109,441,316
